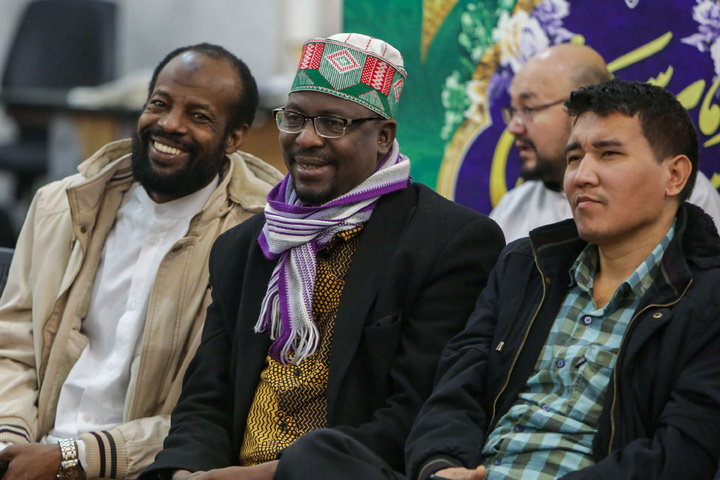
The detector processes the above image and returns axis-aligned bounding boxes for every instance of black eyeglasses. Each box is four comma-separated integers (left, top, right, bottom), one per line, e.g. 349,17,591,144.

501,98,566,125
273,107,384,139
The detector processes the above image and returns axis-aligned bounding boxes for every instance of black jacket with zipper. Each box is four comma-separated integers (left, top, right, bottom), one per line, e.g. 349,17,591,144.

406,202,720,480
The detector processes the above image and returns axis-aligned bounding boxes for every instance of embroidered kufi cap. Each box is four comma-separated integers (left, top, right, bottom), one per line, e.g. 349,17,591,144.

290,33,406,119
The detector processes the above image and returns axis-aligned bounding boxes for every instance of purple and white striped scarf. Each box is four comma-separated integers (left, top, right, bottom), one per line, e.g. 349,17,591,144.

256,140,410,364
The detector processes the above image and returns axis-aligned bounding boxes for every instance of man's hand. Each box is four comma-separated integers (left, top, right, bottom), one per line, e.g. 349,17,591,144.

434,465,487,480
172,470,193,480
0,443,62,480
171,461,278,480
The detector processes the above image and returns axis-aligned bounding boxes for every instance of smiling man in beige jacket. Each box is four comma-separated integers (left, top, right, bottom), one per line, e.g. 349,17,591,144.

0,43,282,480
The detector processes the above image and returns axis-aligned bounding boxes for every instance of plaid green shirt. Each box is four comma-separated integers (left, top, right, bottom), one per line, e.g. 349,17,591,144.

481,223,675,480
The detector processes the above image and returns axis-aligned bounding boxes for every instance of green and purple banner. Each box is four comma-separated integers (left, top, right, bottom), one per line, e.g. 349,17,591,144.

345,0,720,214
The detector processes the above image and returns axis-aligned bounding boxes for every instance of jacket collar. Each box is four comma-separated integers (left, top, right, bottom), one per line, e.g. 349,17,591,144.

529,202,720,296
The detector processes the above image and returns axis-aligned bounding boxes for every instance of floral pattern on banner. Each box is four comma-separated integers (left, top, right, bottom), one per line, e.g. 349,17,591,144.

682,0,720,79
440,0,576,140
345,0,720,213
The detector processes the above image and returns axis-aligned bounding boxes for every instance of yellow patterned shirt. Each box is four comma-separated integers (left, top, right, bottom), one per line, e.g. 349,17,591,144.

239,225,365,465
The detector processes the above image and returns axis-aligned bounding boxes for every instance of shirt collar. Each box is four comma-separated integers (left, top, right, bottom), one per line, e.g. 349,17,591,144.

133,175,220,220
569,220,677,300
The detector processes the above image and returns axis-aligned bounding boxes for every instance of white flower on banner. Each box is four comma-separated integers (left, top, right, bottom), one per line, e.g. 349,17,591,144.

493,10,549,74
711,37,720,77
682,0,720,77
534,0,570,21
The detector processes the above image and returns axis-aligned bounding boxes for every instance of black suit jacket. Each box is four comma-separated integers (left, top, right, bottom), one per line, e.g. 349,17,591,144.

141,183,505,476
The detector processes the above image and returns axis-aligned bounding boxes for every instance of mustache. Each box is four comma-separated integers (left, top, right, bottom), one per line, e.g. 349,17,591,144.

514,136,535,149
287,149,336,165
572,192,608,206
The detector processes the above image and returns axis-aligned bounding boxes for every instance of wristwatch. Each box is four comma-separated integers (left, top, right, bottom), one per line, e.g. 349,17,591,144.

57,439,87,480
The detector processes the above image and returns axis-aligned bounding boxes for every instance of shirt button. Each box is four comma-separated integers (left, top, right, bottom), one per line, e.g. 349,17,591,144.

494,459,502,466
557,359,565,368
583,316,592,325
280,422,288,432
514,425,524,433
542,404,551,412
294,368,302,377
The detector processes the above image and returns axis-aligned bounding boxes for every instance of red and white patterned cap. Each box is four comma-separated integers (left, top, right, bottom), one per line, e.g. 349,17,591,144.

290,33,407,118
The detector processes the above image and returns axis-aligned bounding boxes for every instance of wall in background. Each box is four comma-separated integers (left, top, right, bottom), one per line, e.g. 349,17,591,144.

0,0,30,143
0,0,343,139
0,0,342,229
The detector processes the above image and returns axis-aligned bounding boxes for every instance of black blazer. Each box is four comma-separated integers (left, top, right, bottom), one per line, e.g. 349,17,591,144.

142,183,505,476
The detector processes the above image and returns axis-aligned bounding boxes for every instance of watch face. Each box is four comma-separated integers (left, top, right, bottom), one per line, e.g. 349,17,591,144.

57,465,86,480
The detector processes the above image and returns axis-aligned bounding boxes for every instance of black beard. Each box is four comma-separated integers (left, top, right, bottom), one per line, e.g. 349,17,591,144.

519,148,565,186
131,127,226,199
519,162,541,182
285,149,339,206
296,190,333,206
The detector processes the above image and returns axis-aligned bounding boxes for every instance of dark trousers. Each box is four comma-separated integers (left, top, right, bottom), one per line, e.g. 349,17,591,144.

275,429,409,480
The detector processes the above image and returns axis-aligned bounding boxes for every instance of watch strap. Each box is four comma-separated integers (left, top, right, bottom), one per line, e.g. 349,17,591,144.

59,438,80,469
57,439,86,480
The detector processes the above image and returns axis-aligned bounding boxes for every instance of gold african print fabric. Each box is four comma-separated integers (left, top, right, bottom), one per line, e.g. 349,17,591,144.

239,225,365,466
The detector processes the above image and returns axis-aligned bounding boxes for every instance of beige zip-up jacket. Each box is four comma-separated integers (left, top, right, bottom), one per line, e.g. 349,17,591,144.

0,139,283,479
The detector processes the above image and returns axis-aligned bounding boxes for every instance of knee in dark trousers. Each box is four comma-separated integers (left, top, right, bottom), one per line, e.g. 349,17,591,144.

275,428,407,480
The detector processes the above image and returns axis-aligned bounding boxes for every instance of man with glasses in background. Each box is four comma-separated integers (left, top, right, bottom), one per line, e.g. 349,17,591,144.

140,33,505,480
490,43,720,243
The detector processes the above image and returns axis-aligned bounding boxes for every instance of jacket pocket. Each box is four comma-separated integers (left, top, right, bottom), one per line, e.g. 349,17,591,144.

362,310,403,380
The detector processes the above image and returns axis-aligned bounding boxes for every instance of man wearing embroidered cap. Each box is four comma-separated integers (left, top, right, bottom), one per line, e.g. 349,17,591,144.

141,33,505,480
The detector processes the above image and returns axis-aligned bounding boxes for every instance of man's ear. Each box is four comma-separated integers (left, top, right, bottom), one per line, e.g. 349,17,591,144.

224,125,249,154
665,154,692,198
377,120,397,158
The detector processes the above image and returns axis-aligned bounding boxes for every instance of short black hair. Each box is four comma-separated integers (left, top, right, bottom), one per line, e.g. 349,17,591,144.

565,79,698,203
148,43,259,129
